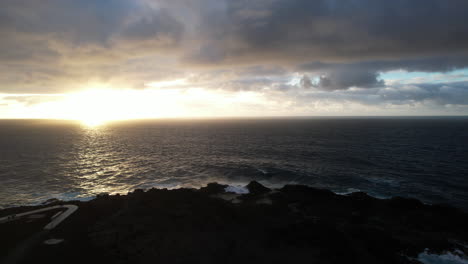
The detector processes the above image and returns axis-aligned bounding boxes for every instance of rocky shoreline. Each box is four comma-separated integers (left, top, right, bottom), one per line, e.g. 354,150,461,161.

1,181,467,264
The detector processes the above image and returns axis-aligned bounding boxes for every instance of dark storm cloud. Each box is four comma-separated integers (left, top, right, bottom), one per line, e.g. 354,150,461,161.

380,82,468,106
285,81,468,109
300,56,468,74
0,0,186,93
119,11,184,43
312,68,385,90
0,0,184,54
185,0,468,65
181,0,468,91
0,0,133,46
298,56,468,90
2,0,468,68
237,66,288,77
300,75,313,89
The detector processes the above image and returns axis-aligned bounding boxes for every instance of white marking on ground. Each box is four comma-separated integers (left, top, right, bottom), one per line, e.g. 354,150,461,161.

50,211,62,220
43,238,64,245
256,197,273,205
0,204,78,230
27,214,46,219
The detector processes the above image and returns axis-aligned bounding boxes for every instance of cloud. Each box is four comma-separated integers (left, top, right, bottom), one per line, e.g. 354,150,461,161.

2,95,64,106
0,0,186,92
300,56,468,78
180,0,468,66
316,69,385,90
1,0,468,115
5,0,467,68
296,56,468,90
0,0,136,45
300,75,313,89
117,7,184,46
378,81,468,106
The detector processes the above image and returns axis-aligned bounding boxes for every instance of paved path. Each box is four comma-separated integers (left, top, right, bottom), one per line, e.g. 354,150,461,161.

0,204,78,230
0,205,79,264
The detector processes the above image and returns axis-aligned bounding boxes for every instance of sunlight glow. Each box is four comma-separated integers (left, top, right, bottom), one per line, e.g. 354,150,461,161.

8,84,270,122
81,118,106,127
61,88,183,124
145,79,188,88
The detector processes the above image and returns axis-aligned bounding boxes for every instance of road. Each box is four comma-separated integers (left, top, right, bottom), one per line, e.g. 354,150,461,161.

0,204,78,264
0,204,78,230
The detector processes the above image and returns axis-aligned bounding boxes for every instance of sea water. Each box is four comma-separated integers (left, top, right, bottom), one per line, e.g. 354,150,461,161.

0,117,467,210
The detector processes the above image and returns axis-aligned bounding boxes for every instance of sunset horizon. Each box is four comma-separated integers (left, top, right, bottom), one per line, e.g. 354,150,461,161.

1,0,468,120
1,1,468,263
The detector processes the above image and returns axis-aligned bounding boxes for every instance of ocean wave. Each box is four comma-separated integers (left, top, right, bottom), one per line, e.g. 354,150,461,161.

417,249,468,264
1,119,467,210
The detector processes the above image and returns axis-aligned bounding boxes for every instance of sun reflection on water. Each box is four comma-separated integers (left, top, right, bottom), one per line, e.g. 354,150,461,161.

81,118,106,127
72,123,133,197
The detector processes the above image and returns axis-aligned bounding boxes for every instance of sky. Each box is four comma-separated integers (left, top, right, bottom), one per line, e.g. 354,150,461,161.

1,0,468,121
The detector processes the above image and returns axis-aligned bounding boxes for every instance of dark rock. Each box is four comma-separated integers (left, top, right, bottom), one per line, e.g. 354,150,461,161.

41,198,61,205
348,191,375,200
387,196,425,210
199,182,228,194
246,181,270,195
133,189,145,194
96,193,109,198
1,183,467,264
280,184,335,197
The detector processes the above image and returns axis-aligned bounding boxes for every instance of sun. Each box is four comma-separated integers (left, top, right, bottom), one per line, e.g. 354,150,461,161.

20,84,268,122
61,89,129,126
81,117,106,127
57,87,192,123
57,88,184,124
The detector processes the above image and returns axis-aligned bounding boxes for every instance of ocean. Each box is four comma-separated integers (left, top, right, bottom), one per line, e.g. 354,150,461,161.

0,117,467,210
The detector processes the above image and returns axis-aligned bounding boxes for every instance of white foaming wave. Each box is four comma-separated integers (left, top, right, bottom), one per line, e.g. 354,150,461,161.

225,185,250,194
335,188,362,195
418,249,468,264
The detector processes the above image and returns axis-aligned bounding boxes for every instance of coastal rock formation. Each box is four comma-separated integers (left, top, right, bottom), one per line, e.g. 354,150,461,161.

0,182,467,264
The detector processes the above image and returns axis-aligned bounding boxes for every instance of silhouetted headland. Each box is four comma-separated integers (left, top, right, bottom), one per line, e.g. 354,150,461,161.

1,181,467,264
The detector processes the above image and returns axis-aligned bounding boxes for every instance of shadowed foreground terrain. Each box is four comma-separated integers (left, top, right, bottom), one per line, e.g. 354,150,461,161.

1,181,467,264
